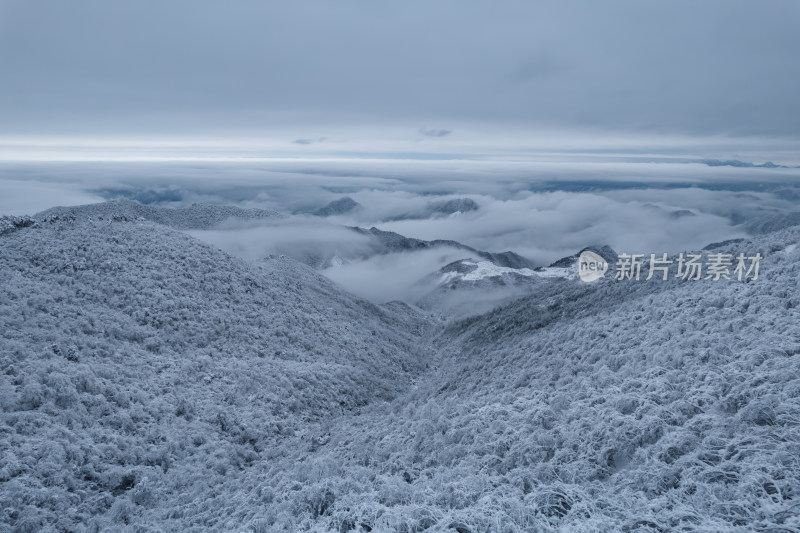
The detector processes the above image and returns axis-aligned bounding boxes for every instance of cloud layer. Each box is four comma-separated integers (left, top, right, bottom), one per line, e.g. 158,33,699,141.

1,1,799,138
6,157,788,302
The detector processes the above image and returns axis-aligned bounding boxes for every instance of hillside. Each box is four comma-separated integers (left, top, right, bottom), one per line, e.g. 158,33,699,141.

345,227,536,270
0,215,432,531
2,202,800,531
745,211,800,235
36,199,283,230
241,227,800,531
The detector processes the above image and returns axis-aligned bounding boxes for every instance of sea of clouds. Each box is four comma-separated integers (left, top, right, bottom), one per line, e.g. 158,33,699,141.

2,157,797,302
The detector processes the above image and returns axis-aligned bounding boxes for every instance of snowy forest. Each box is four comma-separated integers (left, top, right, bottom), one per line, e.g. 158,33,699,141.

2,1,800,531
1,201,800,531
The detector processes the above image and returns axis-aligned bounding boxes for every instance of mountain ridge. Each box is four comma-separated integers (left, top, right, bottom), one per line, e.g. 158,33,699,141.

35,198,283,230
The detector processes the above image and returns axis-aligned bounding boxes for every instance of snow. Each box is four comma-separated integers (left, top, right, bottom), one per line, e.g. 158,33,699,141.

2,201,800,532
35,198,283,230
532,266,575,279
440,260,574,283
0,213,432,531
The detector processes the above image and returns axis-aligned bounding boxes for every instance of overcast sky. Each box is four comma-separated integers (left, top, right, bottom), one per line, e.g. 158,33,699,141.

1,0,799,151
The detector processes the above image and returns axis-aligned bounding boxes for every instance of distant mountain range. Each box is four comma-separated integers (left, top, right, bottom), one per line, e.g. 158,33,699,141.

347,226,536,268
696,158,797,169
310,196,480,220
385,197,480,221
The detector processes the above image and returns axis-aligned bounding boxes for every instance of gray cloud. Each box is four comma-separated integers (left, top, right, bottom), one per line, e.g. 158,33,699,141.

1,1,798,138
187,219,373,263
3,158,797,303
0,176,103,216
419,128,451,138
320,248,474,303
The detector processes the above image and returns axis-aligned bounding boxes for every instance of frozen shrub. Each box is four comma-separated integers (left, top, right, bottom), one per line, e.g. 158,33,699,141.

18,382,45,410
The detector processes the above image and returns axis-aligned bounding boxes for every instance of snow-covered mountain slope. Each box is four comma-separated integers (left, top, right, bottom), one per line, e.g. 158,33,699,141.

4,200,800,532
546,245,618,269
35,198,283,230
745,211,800,235
439,260,541,283
412,244,616,317
245,227,800,531
0,215,432,531
299,226,537,271
415,258,575,317
346,227,536,270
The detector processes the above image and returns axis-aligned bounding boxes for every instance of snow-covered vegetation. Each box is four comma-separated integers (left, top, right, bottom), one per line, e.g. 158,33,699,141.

37,199,283,230
2,202,799,531
0,213,431,531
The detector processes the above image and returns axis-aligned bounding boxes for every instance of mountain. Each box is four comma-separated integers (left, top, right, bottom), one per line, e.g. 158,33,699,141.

346,226,537,269
413,245,622,316
703,237,746,250
744,211,800,235
3,201,800,531
0,213,432,531
428,197,479,215
248,226,800,531
308,196,478,221
36,198,282,230
312,196,362,217
696,159,789,169
415,258,575,316
547,245,618,268
387,197,480,221
289,225,538,271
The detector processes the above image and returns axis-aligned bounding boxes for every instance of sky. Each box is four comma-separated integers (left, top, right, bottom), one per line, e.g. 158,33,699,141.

1,0,800,155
